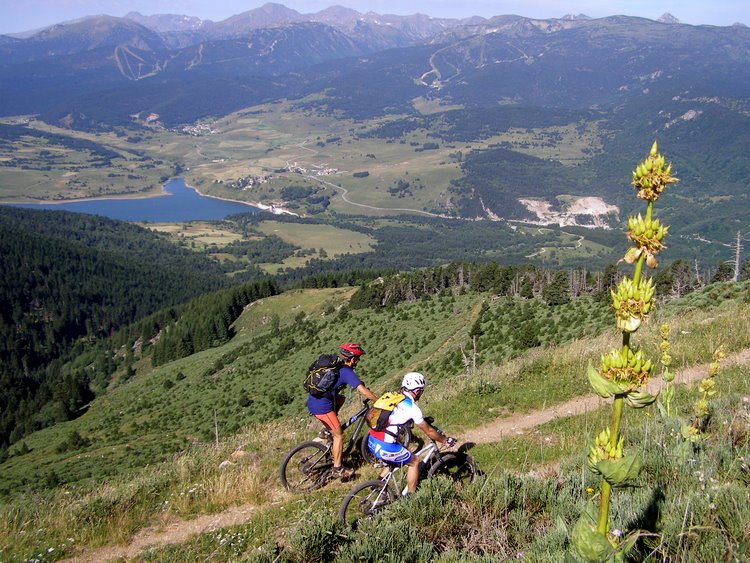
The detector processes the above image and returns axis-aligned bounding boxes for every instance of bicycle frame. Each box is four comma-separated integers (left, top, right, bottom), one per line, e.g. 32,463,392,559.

338,424,478,524
381,439,441,495
338,400,371,456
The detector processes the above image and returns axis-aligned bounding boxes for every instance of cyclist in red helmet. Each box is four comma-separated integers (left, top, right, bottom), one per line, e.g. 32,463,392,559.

307,342,377,479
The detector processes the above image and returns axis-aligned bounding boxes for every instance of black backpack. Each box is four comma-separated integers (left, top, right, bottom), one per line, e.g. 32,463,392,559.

303,354,341,398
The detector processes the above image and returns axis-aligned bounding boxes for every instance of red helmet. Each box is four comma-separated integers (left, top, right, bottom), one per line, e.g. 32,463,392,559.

339,342,365,358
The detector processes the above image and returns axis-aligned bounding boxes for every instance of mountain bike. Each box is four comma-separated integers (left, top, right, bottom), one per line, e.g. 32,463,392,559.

338,424,479,526
279,399,413,492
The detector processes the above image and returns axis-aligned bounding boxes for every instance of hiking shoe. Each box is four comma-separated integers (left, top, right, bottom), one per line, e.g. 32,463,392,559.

331,466,355,480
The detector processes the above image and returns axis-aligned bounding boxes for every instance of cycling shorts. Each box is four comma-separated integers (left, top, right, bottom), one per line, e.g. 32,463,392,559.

367,434,412,465
314,411,341,431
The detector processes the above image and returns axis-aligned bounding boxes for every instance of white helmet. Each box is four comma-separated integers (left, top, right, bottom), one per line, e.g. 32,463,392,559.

402,372,426,391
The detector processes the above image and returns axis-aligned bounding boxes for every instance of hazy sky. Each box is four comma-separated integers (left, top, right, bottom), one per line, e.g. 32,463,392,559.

1,0,748,35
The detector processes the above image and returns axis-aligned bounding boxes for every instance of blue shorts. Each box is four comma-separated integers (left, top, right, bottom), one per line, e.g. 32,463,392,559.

367,434,412,465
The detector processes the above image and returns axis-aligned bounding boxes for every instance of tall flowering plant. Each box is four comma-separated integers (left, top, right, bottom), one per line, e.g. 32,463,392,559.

571,142,678,561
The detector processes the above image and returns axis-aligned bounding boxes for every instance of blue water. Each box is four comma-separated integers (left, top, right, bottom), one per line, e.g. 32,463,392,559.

3,178,260,222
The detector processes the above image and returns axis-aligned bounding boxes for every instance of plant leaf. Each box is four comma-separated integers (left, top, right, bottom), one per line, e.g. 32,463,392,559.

570,502,614,563
587,363,626,398
625,389,658,409
597,453,643,486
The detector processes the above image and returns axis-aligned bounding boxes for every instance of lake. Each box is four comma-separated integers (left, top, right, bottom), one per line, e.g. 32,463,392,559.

2,178,261,222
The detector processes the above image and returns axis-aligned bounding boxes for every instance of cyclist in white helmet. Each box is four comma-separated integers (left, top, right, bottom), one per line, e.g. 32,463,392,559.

367,372,456,494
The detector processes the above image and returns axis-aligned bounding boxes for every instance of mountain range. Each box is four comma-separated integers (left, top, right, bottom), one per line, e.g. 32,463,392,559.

3,3,748,128
1,3,749,241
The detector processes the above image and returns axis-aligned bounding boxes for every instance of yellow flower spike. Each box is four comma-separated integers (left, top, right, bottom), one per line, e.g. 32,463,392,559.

700,378,716,395
713,345,726,362
694,398,710,418
631,143,679,202
578,142,678,549
613,277,655,333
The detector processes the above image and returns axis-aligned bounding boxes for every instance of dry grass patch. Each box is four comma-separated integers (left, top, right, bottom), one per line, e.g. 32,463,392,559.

144,222,244,249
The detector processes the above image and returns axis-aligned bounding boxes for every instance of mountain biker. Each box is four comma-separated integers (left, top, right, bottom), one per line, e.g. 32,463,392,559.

367,372,456,494
307,342,378,480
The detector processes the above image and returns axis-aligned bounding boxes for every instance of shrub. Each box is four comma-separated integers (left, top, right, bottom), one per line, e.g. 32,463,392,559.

287,512,344,562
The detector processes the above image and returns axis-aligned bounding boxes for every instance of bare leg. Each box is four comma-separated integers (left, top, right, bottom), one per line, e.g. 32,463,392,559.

331,425,344,468
406,457,420,493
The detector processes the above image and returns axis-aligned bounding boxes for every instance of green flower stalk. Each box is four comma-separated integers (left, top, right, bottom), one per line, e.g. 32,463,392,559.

658,324,675,417
571,142,678,562
691,345,725,422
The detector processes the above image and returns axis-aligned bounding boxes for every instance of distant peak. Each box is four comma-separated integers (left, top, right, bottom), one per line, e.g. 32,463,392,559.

657,13,680,24
561,14,591,21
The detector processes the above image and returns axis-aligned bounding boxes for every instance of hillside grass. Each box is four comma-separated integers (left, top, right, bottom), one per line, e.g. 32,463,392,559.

0,281,748,561
255,220,376,270
143,222,245,250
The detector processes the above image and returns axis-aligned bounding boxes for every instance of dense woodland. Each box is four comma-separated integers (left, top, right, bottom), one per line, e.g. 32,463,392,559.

0,208,230,447
150,279,280,366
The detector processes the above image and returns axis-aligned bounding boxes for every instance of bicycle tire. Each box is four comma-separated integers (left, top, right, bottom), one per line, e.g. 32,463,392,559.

279,441,331,492
338,479,397,527
427,452,478,485
359,424,414,465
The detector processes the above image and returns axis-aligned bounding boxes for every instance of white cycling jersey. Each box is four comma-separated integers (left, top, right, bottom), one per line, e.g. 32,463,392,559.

380,394,424,443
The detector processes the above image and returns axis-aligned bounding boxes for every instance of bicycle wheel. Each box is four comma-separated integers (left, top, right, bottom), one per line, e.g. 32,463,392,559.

338,479,397,527
279,441,331,492
427,452,478,485
360,425,414,465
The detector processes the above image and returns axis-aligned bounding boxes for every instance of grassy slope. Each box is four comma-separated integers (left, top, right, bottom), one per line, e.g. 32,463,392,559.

1,281,749,560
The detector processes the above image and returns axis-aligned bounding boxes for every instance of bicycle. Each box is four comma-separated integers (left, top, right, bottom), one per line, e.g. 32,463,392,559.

338,424,479,527
279,399,413,492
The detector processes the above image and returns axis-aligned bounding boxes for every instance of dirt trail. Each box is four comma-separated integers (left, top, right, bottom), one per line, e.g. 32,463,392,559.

63,349,750,562
63,503,266,563
464,348,750,444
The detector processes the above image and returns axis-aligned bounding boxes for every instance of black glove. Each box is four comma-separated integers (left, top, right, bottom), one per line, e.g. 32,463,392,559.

445,436,456,447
